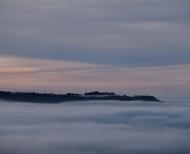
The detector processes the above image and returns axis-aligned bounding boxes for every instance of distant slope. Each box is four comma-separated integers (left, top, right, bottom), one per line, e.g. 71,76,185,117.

0,91,160,103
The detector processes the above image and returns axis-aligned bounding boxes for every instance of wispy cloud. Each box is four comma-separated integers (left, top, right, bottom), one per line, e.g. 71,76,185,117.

0,0,190,66
0,55,190,97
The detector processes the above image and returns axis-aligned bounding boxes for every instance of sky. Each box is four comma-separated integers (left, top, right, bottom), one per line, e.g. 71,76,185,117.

0,0,190,98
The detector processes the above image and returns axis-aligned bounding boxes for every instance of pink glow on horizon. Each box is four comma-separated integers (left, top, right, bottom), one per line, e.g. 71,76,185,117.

0,55,190,97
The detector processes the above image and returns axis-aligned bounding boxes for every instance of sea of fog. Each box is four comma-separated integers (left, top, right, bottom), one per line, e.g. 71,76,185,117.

0,99,190,154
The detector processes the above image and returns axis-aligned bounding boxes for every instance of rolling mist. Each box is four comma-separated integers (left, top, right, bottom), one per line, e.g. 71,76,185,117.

0,100,190,154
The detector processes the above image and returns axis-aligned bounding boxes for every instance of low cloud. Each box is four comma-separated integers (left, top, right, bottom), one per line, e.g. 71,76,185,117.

0,100,190,154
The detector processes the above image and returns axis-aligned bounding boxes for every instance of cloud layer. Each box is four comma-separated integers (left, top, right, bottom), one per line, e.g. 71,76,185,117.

0,0,190,66
0,100,190,154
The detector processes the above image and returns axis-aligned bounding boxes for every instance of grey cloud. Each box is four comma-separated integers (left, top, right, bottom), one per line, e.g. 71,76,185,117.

0,0,190,66
0,100,190,154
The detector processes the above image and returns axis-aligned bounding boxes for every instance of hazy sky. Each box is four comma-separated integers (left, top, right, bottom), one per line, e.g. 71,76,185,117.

0,0,190,97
